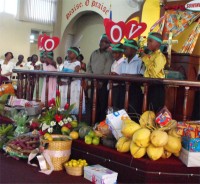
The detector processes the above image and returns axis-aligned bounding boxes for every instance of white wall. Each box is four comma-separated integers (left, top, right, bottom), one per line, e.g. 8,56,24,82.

73,13,104,63
60,0,141,63
0,13,53,62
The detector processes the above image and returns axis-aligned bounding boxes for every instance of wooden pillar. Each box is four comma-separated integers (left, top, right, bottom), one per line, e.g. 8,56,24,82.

26,74,31,100
78,79,84,121
108,80,113,109
24,75,28,99
30,75,35,100
18,73,23,99
35,75,39,102
67,78,71,105
124,82,130,112
92,79,98,126
45,76,49,108
183,86,190,121
142,83,148,112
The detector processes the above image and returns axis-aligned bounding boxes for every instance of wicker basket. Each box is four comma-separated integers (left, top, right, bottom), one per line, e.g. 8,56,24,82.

65,166,83,176
41,134,72,171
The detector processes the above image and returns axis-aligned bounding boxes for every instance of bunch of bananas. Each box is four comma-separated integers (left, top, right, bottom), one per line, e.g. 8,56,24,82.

0,124,14,148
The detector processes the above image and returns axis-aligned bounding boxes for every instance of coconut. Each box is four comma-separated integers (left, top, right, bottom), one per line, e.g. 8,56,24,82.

164,135,182,153
130,141,146,158
121,119,141,138
161,150,172,159
116,136,131,153
168,128,181,138
147,144,164,161
139,111,156,128
132,128,151,148
173,152,180,157
150,130,168,147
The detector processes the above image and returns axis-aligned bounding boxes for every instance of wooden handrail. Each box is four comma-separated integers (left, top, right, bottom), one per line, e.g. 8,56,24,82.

13,69,200,125
13,69,200,87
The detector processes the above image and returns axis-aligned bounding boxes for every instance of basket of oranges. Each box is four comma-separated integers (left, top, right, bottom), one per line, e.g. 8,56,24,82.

64,159,88,176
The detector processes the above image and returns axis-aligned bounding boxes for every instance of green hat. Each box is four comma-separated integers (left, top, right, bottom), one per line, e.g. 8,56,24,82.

40,50,45,57
67,47,79,57
101,33,108,40
111,43,124,52
46,51,54,59
123,38,138,50
148,32,163,44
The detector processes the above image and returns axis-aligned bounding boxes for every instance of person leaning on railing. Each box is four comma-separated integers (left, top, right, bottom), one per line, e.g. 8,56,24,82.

119,39,144,122
141,32,166,113
87,34,114,122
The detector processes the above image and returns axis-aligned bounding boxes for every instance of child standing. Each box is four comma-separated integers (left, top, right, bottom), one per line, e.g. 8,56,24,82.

60,47,85,114
109,43,124,111
41,51,57,104
142,32,166,112
120,39,144,120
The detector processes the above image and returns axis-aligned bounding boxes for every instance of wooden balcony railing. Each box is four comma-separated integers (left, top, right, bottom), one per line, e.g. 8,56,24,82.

13,69,200,125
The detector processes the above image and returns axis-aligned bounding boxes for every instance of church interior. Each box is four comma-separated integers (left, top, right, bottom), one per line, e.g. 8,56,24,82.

0,0,200,183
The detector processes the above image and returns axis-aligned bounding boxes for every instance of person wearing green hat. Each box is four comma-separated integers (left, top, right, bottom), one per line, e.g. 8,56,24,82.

141,32,166,112
41,51,57,103
87,33,114,122
59,47,85,114
109,43,125,111
120,39,144,121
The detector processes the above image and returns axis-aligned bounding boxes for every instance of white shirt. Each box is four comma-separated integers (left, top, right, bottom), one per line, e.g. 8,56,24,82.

120,54,144,75
57,63,64,71
111,57,124,74
0,60,14,75
63,60,80,72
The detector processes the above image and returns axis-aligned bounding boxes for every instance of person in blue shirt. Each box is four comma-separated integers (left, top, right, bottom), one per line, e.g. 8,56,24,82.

60,47,85,114
120,39,144,121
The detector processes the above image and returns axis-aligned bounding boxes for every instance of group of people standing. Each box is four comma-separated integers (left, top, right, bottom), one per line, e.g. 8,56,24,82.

87,32,166,122
0,31,167,122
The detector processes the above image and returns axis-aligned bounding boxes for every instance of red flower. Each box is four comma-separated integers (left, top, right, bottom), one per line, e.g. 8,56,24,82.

55,114,63,122
64,123,72,130
64,103,70,110
30,122,40,130
48,98,56,107
39,130,46,136
56,90,60,97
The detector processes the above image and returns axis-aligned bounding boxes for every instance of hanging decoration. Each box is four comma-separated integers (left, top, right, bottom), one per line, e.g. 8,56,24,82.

104,18,147,44
38,34,60,52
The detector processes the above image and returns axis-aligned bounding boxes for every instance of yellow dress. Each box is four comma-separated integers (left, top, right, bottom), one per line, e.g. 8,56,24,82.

142,50,166,78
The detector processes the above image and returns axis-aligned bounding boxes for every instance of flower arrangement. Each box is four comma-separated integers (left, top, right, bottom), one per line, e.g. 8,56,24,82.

39,90,75,135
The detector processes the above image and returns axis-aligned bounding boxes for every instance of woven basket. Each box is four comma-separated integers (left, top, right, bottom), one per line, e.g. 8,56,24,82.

41,134,72,171
65,166,83,176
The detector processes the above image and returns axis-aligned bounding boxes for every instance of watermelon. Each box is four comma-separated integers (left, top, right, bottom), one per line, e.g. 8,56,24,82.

78,126,92,139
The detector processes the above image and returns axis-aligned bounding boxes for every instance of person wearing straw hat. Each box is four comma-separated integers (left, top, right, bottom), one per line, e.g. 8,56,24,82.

109,43,125,111
120,39,144,121
141,32,166,112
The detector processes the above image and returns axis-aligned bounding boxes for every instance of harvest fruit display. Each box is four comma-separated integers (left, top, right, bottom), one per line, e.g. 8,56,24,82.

65,159,88,167
4,134,40,157
117,111,182,161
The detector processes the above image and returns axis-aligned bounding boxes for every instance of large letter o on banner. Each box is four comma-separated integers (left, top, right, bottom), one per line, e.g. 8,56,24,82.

44,39,55,52
110,25,122,43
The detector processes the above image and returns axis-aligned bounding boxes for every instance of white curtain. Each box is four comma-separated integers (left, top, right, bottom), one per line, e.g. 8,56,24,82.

0,0,18,16
17,0,57,24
